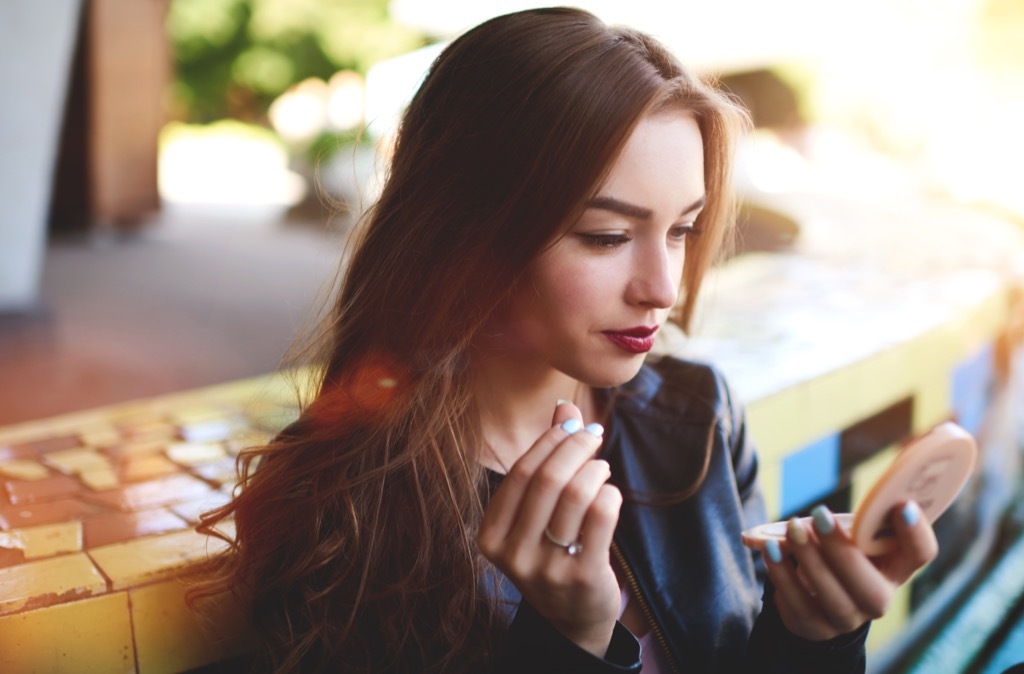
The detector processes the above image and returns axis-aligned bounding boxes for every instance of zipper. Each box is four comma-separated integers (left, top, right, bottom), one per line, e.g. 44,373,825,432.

611,539,682,674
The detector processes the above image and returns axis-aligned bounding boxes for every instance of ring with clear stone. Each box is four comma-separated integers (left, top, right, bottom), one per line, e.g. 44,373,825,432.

544,528,583,556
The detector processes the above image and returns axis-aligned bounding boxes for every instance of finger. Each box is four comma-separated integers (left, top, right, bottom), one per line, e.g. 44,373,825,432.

880,501,939,583
511,403,585,479
761,539,828,635
507,424,605,548
552,399,582,428
785,517,861,633
479,416,583,549
810,505,892,620
576,482,622,563
544,459,612,546
479,401,584,554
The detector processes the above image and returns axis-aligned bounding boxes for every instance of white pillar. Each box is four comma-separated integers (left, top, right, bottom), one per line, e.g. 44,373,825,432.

0,0,83,311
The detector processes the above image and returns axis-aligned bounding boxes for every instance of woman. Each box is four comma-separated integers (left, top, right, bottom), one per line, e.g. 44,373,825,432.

194,7,938,672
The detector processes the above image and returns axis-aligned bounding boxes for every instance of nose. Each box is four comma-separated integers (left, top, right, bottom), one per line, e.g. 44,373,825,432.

626,241,680,309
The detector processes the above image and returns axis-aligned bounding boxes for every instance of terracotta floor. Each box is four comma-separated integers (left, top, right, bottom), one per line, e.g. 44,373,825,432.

0,207,348,426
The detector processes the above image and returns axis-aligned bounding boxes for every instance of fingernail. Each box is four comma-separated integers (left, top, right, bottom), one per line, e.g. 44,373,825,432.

556,399,571,406
560,418,583,433
811,505,835,536
584,423,604,437
765,539,782,564
787,517,808,545
902,501,920,527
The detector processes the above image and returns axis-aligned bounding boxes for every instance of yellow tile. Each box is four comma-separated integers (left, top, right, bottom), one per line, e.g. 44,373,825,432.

746,387,807,464
192,457,237,487
43,447,112,475
170,490,233,525
0,553,108,615
758,459,782,521
78,425,123,448
922,320,970,375
166,441,228,467
0,592,135,673
866,580,911,654
117,453,180,482
109,438,170,457
224,430,271,456
0,460,50,481
122,422,179,443
803,351,918,451
0,521,83,560
961,288,1010,347
89,522,235,590
912,371,952,434
904,330,948,387
244,400,300,435
80,466,121,491
180,419,237,444
109,408,166,427
131,579,255,674
168,405,225,425
0,532,21,554
803,364,868,441
858,346,915,409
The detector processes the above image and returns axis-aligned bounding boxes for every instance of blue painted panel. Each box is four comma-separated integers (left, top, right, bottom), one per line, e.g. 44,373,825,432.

951,343,994,438
781,433,840,515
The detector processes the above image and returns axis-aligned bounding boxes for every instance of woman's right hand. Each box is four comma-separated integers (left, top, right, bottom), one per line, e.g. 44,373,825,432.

477,402,623,657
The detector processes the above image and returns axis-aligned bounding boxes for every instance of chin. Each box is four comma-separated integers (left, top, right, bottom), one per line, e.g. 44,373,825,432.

572,357,648,389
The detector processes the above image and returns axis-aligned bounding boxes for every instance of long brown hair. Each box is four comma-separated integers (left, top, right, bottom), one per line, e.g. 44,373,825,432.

192,7,748,672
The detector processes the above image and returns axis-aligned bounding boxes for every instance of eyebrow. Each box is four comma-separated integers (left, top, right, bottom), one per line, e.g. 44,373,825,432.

586,194,707,220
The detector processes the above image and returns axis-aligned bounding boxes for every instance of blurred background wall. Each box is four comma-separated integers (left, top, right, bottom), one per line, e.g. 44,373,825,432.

2,0,1023,426
0,0,82,311
4,0,1023,282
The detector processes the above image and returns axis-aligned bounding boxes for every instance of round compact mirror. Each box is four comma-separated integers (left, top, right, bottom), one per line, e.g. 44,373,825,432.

741,421,977,556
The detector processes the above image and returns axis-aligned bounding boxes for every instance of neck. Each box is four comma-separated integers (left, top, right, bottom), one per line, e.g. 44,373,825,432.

472,352,595,473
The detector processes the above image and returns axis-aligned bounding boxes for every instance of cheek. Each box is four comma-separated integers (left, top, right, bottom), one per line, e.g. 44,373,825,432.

536,261,606,317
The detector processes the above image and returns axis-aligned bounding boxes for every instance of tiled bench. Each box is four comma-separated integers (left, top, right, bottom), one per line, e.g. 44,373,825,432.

0,376,300,673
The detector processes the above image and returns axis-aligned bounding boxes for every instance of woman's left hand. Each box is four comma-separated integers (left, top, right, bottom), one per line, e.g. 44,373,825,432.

762,501,938,641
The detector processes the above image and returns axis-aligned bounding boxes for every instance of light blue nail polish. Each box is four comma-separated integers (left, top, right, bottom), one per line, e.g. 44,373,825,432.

584,423,604,437
902,502,920,526
765,539,782,564
560,418,583,434
811,505,835,535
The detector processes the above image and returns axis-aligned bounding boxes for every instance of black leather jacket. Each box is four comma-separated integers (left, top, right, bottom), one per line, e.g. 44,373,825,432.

494,356,869,673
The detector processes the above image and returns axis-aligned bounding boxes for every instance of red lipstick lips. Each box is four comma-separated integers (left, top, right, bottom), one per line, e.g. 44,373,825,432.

602,326,657,354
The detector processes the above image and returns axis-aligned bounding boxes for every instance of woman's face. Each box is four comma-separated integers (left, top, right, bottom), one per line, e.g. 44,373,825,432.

500,110,706,387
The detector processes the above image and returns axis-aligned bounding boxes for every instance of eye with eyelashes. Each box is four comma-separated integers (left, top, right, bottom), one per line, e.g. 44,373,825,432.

576,232,631,249
576,224,701,249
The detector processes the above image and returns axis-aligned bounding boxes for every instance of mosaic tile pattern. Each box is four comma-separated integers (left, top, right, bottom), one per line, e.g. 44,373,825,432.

0,376,299,672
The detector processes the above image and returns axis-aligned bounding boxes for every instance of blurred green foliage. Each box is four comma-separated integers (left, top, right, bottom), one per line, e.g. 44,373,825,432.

167,0,427,122
306,128,365,163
